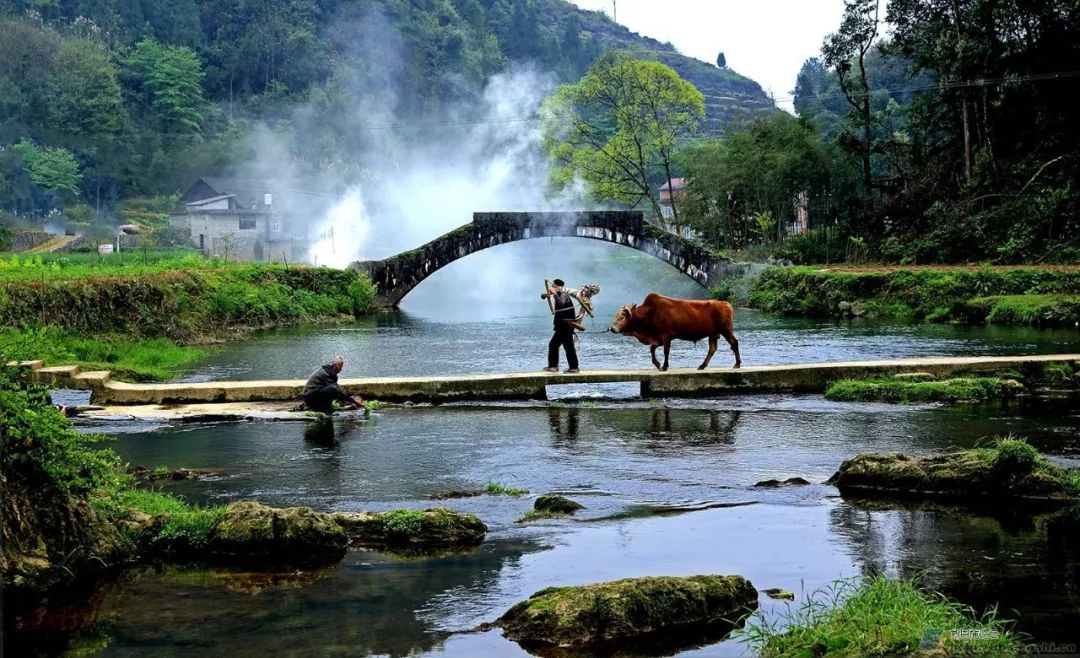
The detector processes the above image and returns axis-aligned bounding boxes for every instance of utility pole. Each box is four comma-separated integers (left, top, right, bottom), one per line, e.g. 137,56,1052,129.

612,0,617,22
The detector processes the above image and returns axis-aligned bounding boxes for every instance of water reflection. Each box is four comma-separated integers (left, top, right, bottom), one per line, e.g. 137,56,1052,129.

548,407,580,445
12,395,1080,655
828,501,1080,643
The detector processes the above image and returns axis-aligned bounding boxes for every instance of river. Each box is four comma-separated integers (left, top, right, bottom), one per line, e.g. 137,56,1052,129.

11,243,1080,656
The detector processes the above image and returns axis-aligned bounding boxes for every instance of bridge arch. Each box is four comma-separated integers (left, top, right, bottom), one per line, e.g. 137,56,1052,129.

351,211,733,307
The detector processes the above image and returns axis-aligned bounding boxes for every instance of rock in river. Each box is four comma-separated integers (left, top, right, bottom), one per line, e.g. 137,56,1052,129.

533,494,585,514
753,477,811,488
483,574,758,650
827,447,1079,504
331,507,486,549
205,502,349,562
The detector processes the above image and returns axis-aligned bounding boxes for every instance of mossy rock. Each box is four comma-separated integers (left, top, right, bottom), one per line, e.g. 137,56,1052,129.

534,495,585,514
827,450,1077,504
486,574,758,650
762,588,795,600
204,502,348,562
332,507,486,549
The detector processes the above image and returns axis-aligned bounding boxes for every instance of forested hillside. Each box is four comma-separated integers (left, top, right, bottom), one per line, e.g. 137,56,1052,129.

0,0,771,232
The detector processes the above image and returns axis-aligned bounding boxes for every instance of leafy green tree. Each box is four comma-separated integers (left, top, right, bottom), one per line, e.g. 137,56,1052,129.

11,140,83,202
541,52,705,225
46,37,125,137
124,39,206,136
716,52,726,68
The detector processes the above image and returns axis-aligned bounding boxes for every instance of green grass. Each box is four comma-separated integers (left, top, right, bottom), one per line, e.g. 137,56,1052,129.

737,574,1019,657
484,481,529,496
971,294,1080,326
971,436,1079,491
825,376,1017,403
382,510,427,536
516,510,561,523
111,489,227,547
0,251,220,280
2,326,206,381
0,260,377,379
1064,470,1080,496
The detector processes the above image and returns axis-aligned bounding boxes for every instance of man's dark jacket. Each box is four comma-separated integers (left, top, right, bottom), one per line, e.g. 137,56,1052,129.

304,364,339,396
552,290,575,329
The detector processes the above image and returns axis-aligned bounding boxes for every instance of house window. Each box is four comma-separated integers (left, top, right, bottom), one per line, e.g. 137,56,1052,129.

199,234,205,250
239,217,257,230
270,219,282,233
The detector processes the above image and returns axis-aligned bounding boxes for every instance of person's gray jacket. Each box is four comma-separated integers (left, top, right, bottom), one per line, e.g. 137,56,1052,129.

304,364,339,396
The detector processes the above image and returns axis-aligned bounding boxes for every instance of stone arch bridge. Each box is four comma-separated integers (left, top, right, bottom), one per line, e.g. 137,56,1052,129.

350,211,735,308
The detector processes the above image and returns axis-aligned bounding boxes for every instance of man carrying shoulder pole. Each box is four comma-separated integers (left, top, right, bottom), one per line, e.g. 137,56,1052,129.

541,279,580,374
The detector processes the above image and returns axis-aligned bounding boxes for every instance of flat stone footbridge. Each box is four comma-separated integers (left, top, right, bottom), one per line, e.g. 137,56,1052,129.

351,211,738,307
12,354,1078,406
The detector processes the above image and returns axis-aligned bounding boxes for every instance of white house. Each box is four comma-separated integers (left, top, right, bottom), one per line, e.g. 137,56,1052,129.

171,177,335,261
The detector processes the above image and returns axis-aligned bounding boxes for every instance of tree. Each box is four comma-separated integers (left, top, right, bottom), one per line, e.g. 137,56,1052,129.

822,0,880,192
11,140,83,202
124,39,206,136
0,19,60,135
541,52,705,226
716,52,726,68
677,113,860,250
46,37,125,137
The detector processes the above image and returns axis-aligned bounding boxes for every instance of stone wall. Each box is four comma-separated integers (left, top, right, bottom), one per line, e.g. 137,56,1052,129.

11,231,52,252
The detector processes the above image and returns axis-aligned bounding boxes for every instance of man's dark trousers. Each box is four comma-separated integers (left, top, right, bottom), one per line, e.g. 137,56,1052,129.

548,325,578,370
304,384,348,413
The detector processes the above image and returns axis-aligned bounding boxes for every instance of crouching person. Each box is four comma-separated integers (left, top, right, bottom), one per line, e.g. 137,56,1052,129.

302,355,362,413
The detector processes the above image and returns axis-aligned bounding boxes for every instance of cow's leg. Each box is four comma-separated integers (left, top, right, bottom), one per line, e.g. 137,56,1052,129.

722,328,741,368
661,341,671,371
699,335,719,370
650,345,662,370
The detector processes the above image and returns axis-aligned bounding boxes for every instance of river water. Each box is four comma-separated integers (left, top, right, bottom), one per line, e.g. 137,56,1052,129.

11,244,1080,656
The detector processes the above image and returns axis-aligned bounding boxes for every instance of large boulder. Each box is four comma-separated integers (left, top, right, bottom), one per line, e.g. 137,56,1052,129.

204,502,348,562
485,575,757,650
827,449,1077,503
331,507,486,549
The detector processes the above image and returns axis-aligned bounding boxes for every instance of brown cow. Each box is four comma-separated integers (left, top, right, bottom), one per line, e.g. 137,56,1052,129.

608,293,741,371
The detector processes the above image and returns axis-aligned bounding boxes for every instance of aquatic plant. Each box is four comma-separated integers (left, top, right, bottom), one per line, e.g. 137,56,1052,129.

736,574,1018,657
824,376,1019,403
484,481,528,496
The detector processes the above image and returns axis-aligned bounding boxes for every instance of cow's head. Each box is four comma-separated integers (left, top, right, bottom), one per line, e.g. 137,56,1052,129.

608,304,636,333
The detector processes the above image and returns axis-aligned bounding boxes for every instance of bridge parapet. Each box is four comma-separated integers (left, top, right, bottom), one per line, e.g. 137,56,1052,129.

353,211,733,308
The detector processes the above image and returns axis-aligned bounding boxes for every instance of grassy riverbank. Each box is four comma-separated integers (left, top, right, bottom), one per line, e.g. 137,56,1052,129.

0,253,378,379
739,574,1019,657
739,266,1080,326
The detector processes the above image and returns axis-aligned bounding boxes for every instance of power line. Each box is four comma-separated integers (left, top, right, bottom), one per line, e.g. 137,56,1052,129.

8,69,1077,139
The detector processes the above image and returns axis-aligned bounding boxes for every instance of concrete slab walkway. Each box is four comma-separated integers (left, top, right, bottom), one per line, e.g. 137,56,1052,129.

11,354,1079,405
